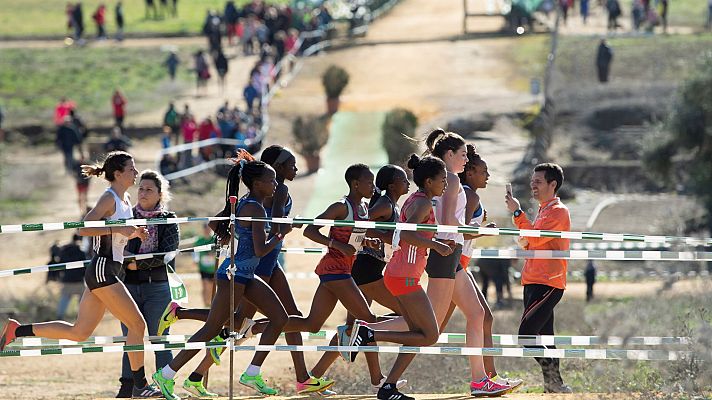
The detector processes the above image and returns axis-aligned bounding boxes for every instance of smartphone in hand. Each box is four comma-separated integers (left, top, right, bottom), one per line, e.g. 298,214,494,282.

505,183,512,197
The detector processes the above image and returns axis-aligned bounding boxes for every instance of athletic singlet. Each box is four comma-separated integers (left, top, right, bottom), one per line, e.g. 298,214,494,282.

255,193,293,274
93,188,133,263
264,193,293,228
461,184,486,258
433,181,467,244
314,197,368,275
217,197,261,279
359,195,399,262
384,192,435,279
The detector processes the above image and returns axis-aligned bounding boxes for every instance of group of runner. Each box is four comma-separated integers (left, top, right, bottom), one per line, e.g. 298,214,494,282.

0,127,573,399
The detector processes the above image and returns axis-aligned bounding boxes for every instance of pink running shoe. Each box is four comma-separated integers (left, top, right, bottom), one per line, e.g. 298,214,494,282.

470,377,510,397
0,319,20,351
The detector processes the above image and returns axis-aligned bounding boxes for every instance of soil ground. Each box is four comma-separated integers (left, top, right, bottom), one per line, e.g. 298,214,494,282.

1,0,710,399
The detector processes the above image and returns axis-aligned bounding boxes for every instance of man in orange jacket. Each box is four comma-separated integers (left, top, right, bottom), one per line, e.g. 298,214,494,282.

505,163,572,393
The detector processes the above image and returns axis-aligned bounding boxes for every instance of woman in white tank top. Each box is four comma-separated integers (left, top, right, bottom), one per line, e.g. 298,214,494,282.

422,130,510,395
0,152,161,397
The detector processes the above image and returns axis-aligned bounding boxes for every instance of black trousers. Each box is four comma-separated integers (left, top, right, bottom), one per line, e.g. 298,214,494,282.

518,284,565,386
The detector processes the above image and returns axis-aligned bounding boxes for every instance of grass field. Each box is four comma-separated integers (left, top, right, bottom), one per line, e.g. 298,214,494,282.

0,45,199,126
507,33,712,89
0,0,287,38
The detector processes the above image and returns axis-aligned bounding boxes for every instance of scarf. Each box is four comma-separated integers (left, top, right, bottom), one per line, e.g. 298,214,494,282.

134,204,163,254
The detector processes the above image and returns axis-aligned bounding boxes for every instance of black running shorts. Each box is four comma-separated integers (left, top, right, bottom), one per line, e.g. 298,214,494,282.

352,253,386,286
425,244,463,279
85,255,125,290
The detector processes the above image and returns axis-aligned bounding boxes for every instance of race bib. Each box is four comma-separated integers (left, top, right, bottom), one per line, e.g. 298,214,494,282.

200,254,213,266
348,228,367,252
167,265,188,304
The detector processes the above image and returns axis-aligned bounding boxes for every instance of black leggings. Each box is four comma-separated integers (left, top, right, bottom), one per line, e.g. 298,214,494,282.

518,284,565,384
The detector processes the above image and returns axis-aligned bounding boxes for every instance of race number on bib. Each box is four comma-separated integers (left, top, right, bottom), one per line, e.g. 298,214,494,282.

348,229,367,252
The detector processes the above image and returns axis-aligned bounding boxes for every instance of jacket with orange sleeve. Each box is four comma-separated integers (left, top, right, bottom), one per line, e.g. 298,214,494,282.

513,197,570,290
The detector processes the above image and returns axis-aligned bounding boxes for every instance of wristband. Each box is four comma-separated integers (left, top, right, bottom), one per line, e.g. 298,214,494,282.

275,233,284,241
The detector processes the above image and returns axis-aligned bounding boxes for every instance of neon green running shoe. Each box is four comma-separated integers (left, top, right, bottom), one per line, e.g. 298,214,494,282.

209,335,226,366
152,369,180,400
182,378,219,398
157,302,180,336
296,376,335,394
239,372,279,396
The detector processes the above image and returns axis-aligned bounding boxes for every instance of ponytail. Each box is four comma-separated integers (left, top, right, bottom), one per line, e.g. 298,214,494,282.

424,128,465,160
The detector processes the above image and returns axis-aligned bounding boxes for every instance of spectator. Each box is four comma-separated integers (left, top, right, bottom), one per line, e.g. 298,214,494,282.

0,103,4,142
104,126,132,152
46,241,63,283
202,10,223,55
159,0,169,18
585,260,596,302
214,49,229,94
606,0,621,31
115,1,124,41
70,108,87,143
73,158,90,214
224,1,240,45
54,97,76,126
179,112,197,167
596,39,613,83
194,50,211,96
92,4,107,39
55,234,87,320
164,51,180,81
170,0,178,17
159,154,178,177
72,1,85,43
197,117,220,160
477,258,507,309
145,0,158,20
163,102,181,144
56,116,84,173
580,0,589,24
112,89,127,128
193,224,216,306
632,0,644,30
161,125,172,149
116,170,178,397
659,0,668,33
66,2,75,38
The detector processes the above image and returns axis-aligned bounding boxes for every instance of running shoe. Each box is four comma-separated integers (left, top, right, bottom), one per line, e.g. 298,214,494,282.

296,376,335,394
336,324,350,362
132,383,163,398
376,385,414,400
208,335,226,366
157,302,180,336
239,372,278,396
348,319,375,362
372,376,407,393
0,319,19,351
492,374,523,393
470,377,510,397
182,378,219,398
317,388,338,397
152,369,181,400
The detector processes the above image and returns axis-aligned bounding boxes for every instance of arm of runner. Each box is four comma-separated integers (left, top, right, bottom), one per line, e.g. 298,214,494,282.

304,202,356,256
513,207,570,248
439,173,461,226
400,197,452,256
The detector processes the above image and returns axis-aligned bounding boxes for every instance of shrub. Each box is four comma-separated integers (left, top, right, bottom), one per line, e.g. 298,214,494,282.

382,108,419,165
292,114,331,158
322,65,350,99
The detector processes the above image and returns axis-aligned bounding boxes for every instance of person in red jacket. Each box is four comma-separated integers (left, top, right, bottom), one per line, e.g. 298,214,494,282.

505,163,572,394
197,117,220,161
92,4,107,39
112,90,127,128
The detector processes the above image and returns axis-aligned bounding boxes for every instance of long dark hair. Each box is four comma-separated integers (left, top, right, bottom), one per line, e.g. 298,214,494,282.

214,150,271,241
458,144,483,186
81,151,133,182
369,164,401,208
424,128,466,160
407,154,446,189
